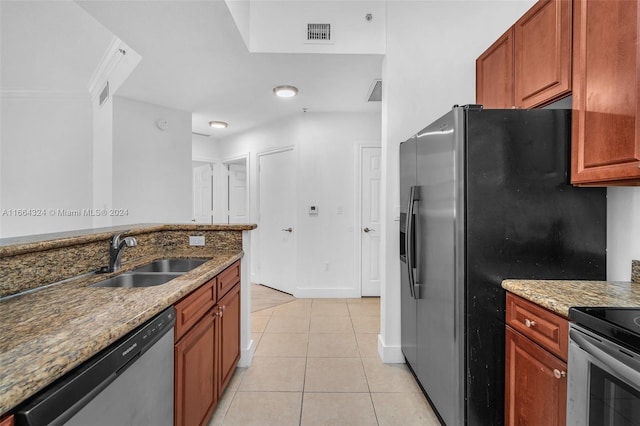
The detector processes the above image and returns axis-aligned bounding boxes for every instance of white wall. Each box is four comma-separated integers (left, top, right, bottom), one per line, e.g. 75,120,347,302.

217,111,381,296
607,187,640,280
0,95,94,237
379,0,536,362
112,96,193,224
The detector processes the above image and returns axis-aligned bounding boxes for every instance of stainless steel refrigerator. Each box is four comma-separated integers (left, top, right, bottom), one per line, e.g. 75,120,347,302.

399,106,606,425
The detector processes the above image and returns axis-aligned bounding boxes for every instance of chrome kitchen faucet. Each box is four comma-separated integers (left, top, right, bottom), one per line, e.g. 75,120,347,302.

98,233,138,273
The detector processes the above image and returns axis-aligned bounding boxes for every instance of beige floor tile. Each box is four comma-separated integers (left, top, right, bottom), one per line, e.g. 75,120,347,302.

312,298,347,304
208,386,236,426
226,367,247,391
250,315,270,333
309,315,354,333
348,303,381,317
251,284,296,312
300,393,377,426
371,392,441,426
311,302,350,316
264,315,310,333
356,333,379,358
255,333,309,357
222,391,302,426
251,306,275,317
304,357,369,392
361,358,421,393
307,333,360,357
240,357,306,391
346,297,380,305
273,301,313,317
351,315,380,333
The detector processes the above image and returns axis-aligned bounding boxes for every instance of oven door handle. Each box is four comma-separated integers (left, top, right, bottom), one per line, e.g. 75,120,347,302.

570,329,640,387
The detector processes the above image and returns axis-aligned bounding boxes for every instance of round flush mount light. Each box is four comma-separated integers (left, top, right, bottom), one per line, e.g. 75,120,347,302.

273,85,299,98
208,121,228,129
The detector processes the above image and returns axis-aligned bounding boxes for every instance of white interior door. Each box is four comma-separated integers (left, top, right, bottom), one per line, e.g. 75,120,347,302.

192,162,213,224
227,160,247,224
361,147,382,296
258,148,296,294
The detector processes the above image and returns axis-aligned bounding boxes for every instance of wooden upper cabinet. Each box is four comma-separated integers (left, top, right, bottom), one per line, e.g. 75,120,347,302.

476,0,571,109
571,0,640,185
476,28,515,109
514,0,572,108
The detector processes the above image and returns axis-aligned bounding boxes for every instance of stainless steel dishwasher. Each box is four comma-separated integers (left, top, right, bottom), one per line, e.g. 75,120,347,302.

15,307,175,426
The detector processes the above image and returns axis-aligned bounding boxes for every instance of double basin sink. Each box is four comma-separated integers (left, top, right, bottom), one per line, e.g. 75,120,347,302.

91,259,209,288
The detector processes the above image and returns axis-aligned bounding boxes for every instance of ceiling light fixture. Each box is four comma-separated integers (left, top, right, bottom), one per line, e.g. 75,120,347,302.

273,85,299,98
208,121,228,129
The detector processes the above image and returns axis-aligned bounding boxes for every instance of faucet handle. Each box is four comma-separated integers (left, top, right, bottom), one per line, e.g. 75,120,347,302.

123,237,137,247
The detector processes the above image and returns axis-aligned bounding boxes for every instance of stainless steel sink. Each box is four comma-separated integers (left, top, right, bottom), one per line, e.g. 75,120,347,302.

131,258,209,273
91,273,183,288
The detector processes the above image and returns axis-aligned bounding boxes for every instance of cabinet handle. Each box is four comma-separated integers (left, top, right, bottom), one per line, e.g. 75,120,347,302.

524,318,537,328
553,369,566,379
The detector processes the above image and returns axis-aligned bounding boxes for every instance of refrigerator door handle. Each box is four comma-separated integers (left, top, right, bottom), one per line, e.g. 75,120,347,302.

406,186,419,299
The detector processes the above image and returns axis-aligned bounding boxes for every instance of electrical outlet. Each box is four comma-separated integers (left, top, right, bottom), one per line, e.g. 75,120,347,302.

189,236,205,246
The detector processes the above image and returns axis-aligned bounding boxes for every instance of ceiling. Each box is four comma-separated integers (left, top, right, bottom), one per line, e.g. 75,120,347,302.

1,0,383,138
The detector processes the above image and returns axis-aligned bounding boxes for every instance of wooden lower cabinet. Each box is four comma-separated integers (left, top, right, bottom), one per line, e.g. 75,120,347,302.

0,414,14,426
505,293,568,426
174,262,242,426
175,311,218,426
218,283,241,393
505,326,567,426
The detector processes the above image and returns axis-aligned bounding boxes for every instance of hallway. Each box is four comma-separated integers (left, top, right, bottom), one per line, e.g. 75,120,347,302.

208,295,440,425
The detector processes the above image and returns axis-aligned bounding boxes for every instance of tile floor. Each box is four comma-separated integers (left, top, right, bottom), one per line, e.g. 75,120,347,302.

208,297,441,426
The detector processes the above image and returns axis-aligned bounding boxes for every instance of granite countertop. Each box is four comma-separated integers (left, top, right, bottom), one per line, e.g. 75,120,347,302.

502,279,640,317
0,249,242,416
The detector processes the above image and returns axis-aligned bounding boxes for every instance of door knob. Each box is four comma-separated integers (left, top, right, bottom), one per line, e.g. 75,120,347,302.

282,227,293,232
363,227,375,233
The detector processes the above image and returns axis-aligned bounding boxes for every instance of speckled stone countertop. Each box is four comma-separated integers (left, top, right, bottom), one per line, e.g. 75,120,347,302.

0,249,242,416
502,279,640,318
0,223,256,256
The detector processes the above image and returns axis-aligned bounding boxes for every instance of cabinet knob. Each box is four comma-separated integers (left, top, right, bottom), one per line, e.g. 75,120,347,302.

524,318,537,328
553,369,566,379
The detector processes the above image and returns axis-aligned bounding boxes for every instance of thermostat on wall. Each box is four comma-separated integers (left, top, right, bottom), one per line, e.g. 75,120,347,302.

309,205,318,215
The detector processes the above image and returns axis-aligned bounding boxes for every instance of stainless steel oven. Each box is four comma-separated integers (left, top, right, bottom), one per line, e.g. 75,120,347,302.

568,308,640,426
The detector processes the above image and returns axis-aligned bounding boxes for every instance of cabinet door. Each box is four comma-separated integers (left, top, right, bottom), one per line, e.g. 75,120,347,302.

175,312,218,426
0,415,13,426
218,283,240,393
514,0,571,108
505,326,567,426
476,27,515,108
571,0,640,185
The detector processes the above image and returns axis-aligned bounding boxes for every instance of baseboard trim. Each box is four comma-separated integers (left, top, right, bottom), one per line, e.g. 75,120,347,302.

238,338,255,367
378,334,405,363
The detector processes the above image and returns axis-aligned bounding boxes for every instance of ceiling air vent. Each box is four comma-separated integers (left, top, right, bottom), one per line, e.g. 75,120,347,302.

367,79,382,102
307,23,331,41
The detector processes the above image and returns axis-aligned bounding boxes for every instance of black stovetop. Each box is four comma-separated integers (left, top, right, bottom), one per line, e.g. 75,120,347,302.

569,307,640,353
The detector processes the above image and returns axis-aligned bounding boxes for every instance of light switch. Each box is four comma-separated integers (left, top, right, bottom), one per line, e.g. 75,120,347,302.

309,206,318,215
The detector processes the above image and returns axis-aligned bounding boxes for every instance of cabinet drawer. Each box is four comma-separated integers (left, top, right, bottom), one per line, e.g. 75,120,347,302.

217,260,240,299
506,292,568,361
174,278,217,341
